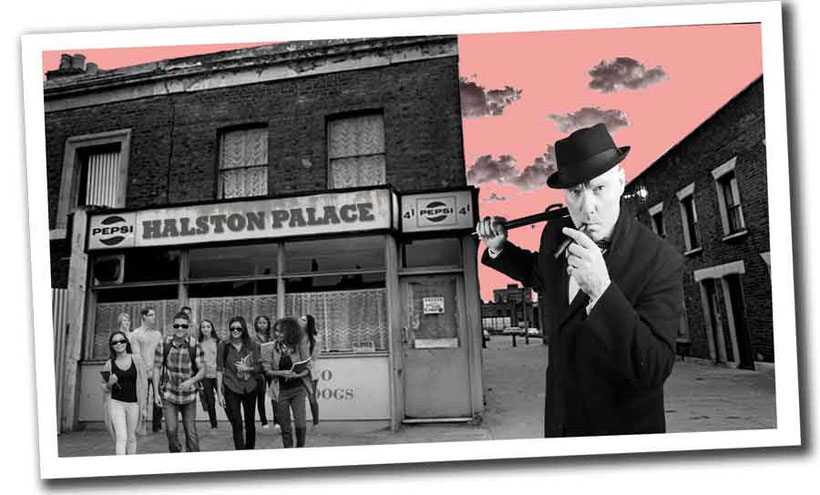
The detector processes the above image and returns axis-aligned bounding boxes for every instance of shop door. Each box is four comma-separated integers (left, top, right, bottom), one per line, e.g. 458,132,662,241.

401,275,471,419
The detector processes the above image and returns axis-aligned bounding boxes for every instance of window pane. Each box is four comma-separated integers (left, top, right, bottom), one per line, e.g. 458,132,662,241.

330,155,386,188
285,273,385,293
120,249,180,283
189,293,278,342
328,114,385,158
222,166,268,198
285,287,388,352
188,244,278,279
221,128,268,169
284,236,385,273
92,286,178,359
84,150,121,207
403,238,462,268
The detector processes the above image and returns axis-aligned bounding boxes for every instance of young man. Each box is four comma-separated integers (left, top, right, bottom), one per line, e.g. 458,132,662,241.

180,306,197,339
153,311,205,453
128,307,163,433
477,123,684,437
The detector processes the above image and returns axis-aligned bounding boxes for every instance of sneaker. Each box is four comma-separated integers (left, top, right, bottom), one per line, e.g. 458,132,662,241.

262,423,270,429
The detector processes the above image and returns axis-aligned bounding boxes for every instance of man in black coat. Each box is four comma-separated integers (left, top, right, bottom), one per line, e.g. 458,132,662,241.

477,123,684,437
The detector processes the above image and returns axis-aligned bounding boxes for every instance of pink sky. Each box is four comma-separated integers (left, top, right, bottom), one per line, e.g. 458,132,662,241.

42,24,762,302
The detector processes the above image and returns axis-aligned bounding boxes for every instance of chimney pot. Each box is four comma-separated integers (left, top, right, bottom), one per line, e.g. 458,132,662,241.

59,54,72,70
71,53,86,70
86,62,98,74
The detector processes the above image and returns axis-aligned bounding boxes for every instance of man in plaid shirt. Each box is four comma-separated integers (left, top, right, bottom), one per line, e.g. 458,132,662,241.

153,311,205,453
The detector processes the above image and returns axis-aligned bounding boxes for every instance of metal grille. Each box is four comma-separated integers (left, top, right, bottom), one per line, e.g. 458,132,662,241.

85,151,120,207
52,288,69,431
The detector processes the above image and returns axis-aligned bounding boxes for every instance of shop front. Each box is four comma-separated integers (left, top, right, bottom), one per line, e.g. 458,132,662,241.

67,186,482,430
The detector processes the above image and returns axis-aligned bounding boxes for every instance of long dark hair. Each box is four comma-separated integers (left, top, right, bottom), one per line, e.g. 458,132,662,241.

254,315,271,341
227,316,252,347
108,331,133,363
197,319,218,343
275,317,302,350
303,314,317,355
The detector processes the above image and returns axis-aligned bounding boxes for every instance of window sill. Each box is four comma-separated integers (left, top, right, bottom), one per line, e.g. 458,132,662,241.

722,230,748,242
684,247,703,256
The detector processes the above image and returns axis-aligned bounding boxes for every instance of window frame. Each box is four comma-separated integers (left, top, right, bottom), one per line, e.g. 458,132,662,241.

676,183,701,254
217,125,270,200
54,129,131,238
326,111,387,190
648,202,666,237
711,157,747,239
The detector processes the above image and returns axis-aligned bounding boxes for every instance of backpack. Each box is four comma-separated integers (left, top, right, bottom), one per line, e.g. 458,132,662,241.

160,336,200,389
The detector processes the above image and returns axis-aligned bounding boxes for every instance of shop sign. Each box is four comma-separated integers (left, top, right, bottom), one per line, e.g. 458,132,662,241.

401,189,475,233
313,356,390,420
88,189,396,250
423,296,445,314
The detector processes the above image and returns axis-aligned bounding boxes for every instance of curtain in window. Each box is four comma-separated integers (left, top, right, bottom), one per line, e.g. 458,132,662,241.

328,114,386,188
92,298,179,359
189,294,278,341
220,128,268,198
286,288,388,352
85,151,121,207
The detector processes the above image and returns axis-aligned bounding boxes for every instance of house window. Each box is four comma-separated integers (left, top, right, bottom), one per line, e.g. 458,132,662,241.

711,157,746,238
219,127,268,199
676,183,701,253
328,113,386,189
648,202,665,237
55,129,131,237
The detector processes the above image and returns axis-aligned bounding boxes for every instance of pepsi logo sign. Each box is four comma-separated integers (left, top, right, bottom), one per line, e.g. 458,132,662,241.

91,215,135,247
418,201,454,223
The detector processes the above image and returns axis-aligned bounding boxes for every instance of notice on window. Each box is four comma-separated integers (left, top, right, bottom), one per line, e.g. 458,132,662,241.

423,296,445,314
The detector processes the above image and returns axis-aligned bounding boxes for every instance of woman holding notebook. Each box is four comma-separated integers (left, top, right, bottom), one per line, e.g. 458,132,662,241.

261,317,313,448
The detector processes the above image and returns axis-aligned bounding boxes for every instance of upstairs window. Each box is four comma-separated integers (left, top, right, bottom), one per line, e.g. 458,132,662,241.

711,157,746,238
219,127,268,199
676,183,701,253
328,113,386,189
648,202,665,237
78,144,122,208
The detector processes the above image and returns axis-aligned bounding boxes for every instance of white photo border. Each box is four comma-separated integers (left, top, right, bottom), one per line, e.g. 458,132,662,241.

21,0,797,480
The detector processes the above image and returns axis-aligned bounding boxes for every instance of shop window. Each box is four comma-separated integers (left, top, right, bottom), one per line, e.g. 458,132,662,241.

188,244,278,279
712,158,746,237
676,183,701,253
91,286,178,359
189,292,278,342
284,236,385,273
284,273,385,293
55,129,131,234
285,286,388,352
328,113,386,188
219,127,269,199
402,238,462,268
121,249,181,283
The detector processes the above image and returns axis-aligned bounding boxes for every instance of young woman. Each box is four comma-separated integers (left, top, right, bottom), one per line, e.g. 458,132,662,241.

262,317,313,448
197,319,220,429
116,312,131,334
101,331,147,455
299,314,321,426
252,315,272,428
217,316,261,450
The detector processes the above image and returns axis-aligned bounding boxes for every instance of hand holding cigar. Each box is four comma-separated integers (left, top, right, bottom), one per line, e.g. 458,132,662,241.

554,223,588,259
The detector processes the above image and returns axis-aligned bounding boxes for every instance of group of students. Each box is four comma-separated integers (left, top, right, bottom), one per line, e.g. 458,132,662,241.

100,306,322,455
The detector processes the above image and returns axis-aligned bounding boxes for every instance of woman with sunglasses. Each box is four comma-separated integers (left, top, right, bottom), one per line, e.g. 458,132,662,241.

262,317,314,448
299,314,321,426
101,331,148,455
216,316,261,449
197,319,221,429
252,315,272,429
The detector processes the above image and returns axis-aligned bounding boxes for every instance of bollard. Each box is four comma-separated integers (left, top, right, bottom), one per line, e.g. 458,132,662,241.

512,334,517,347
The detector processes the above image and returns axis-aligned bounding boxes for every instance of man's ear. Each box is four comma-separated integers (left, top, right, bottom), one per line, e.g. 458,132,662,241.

616,166,627,193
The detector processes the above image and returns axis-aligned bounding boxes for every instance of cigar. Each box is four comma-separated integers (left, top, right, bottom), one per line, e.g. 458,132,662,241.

553,223,587,259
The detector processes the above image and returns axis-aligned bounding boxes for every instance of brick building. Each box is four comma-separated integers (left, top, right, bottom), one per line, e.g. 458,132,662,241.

480,284,539,334
45,37,484,432
624,76,770,369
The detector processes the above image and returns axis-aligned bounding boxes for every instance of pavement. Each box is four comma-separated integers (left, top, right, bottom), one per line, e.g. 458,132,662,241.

56,337,776,457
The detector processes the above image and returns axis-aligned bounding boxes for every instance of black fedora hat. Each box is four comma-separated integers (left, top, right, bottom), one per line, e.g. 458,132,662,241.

546,123,630,189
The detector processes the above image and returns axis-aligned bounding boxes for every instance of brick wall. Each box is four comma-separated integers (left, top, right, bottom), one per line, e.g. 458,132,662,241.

625,76,773,362
45,56,465,225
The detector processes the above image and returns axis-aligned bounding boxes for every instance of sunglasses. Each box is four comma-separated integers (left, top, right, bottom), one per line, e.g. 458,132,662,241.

111,340,127,346
173,324,190,329
230,327,243,332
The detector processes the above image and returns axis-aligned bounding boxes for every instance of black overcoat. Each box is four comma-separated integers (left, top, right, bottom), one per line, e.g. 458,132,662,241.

482,207,684,437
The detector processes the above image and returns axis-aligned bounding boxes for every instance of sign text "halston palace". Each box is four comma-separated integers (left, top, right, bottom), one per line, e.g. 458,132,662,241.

142,203,376,239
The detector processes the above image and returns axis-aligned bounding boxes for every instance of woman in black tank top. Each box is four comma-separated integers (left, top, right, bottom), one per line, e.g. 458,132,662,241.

102,331,145,455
